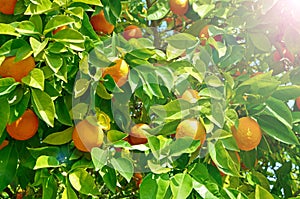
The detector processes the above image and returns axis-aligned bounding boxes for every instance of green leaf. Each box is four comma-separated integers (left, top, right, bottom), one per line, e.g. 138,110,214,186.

249,32,272,52
42,175,58,199
0,97,9,138
264,97,293,129
53,29,85,44
257,115,299,145
28,146,60,159
140,173,170,199
99,165,117,193
193,4,215,18
22,68,45,90
208,141,240,176
107,130,127,143
0,23,20,36
272,85,300,101
96,82,112,100
91,148,108,171
29,37,48,57
255,184,274,199
55,97,73,126
0,78,18,96
72,0,102,6
44,15,75,34
31,88,55,127
45,53,63,73
193,180,219,199
74,78,90,98
34,155,60,170
0,143,18,192
111,157,133,182
147,1,169,20
170,173,193,199
69,168,99,195
166,33,198,49
15,21,40,35
42,127,74,145
62,180,78,199
25,0,53,15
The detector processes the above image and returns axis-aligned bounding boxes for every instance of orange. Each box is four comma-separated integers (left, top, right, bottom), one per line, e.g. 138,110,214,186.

72,119,104,152
231,117,262,151
53,25,68,35
175,118,206,145
296,97,300,110
180,89,200,103
169,0,189,16
0,56,36,82
129,123,150,145
102,59,129,87
90,10,114,35
133,173,143,188
0,140,9,150
0,0,17,15
6,109,39,140
123,25,143,40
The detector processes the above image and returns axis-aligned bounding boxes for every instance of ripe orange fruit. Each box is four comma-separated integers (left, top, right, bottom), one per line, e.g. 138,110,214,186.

0,140,9,150
90,10,114,35
133,173,143,188
129,123,150,145
169,0,189,16
0,56,35,82
53,25,68,35
6,109,39,140
295,97,300,110
175,118,206,145
0,0,17,15
231,117,262,151
72,119,104,152
180,89,200,103
102,59,129,87
123,25,143,40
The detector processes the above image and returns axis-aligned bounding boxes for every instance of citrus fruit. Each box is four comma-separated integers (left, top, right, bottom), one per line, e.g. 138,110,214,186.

129,123,150,145
72,119,104,152
0,0,17,15
102,59,129,87
0,56,36,82
134,173,143,188
123,25,143,40
296,97,300,110
180,89,200,103
169,0,189,16
0,140,9,150
175,118,206,145
273,47,295,63
53,25,68,35
90,10,114,34
231,117,262,151
6,109,39,140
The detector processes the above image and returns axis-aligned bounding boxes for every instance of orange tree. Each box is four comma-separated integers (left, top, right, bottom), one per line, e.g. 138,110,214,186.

0,0,300,198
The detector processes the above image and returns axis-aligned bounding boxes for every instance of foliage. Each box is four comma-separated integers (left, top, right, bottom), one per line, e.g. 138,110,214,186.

0,0,300,198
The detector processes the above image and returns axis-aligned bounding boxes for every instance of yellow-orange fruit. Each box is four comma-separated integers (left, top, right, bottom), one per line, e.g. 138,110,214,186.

231,117,262,151
0,140,9,150
102,59,129,87
169,0,189,16
0,0,17,15
129,123,150,145
72,119,104,152
6,109,39,140
296,97,300,110
199,25,210,46
181,89,200,103
175,118,206,145
90,10,114,34
123,25,143,40
0,56,36,82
